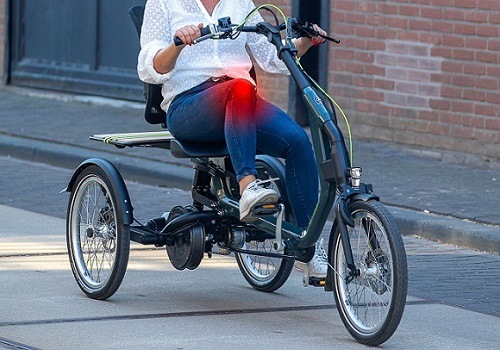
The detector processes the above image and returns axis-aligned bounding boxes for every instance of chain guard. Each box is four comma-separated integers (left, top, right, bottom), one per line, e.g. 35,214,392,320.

165,205,205,271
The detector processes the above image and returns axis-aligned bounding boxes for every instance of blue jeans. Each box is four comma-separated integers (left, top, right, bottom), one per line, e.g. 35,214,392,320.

166,78,319,228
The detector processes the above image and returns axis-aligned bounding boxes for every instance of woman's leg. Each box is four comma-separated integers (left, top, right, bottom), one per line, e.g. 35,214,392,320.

167,78,258,182
253,97,319,229
167,79,278,221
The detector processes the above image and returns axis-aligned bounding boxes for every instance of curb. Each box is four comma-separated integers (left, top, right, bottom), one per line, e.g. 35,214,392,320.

0,134,194,191
2,134,499,254
390,207,500,254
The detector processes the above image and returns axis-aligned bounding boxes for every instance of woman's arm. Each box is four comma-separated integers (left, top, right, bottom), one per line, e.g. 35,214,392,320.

152,23,203,74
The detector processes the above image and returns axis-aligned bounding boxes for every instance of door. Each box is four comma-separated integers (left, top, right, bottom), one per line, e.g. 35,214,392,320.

8,0,145,101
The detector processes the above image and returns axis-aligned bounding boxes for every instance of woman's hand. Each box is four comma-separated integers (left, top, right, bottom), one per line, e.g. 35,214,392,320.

309,24,327,46
174,23,204,46
294,24,328,57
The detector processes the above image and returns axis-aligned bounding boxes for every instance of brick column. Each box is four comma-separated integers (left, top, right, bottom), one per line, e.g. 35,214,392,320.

0,0,5,82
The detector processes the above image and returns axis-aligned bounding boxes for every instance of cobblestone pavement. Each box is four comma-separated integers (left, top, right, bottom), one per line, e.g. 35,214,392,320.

1,155,499,317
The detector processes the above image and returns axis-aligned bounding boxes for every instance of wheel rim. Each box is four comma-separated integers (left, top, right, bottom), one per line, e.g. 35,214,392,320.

238,172,284,283
70,175,118,289
239,240,281,281
334,209,394,334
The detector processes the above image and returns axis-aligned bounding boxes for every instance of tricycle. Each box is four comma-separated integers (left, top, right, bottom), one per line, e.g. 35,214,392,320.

64,4,408,346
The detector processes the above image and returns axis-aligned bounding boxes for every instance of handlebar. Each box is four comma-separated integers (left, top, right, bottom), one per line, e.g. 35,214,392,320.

173,16,340,46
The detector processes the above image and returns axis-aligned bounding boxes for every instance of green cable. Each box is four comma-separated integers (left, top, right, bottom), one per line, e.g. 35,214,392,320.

239,4,288,31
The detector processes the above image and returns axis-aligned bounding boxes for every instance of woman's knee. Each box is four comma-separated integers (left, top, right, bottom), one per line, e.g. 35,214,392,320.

228,79,256,101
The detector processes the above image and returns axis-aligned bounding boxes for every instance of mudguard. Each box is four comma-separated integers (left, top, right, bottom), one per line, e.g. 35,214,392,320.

255,155,292,210
65,158,134,225
324,190,379,291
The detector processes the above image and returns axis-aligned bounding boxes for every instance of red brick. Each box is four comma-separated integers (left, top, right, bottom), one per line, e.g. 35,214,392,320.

475,51,499,64
409,19,431,31
488,40,500,51
476,25,499,37
452,49,475,60
431,47,453,58
400,5,419,16
442,8,465,21
429,123,450,136
419,32,441,44
387,17,409,28
463,63,486,75
486,66,500,77
485,117,500,130
374,79,395,90
475,77,499,90
462,89,487,102
421,7,442,19
376,28,397,39
398,31,420,41
475,104,498,116
355,51,375,63
465,37,488,50
353,76,374,88
451,101,474,113
452,75,475,87
430,99,451,111
454,23,477,35
443,35,465,48
356,26,376,37
441,86,462,99
431,21,453,33
490,12,500,24
455,0,477,9
478,0,500,10
486,92,500,104
465,12,488,23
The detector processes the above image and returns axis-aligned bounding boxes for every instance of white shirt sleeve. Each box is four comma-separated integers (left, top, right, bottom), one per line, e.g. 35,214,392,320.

137,0,173,84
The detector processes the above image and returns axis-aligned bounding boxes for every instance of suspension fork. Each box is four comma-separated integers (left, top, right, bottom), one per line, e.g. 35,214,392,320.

335,195,359,279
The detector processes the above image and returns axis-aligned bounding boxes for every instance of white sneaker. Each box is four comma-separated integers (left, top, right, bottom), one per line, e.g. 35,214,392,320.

239,179,279,222
295,238,328,278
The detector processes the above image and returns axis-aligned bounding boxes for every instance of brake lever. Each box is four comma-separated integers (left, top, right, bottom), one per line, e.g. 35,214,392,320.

193,33,217,44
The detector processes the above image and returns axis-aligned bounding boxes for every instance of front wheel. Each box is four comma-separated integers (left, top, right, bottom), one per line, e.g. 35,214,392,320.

66,165,130,300
330,200,407,346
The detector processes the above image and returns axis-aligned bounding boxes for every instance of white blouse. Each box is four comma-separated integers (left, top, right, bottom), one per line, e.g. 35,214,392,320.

137,0,288,112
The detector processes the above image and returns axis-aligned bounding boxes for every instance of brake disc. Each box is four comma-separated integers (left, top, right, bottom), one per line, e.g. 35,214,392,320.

165,205,205,271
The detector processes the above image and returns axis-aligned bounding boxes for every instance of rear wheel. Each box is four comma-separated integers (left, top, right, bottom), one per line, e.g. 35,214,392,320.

66,165,130,300
235,158,294,292
331,200,407,346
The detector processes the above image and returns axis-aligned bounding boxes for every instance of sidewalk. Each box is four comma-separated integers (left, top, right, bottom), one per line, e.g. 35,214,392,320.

1,85,499,253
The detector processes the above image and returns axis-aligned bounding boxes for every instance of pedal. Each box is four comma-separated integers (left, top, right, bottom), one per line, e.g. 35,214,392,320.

308,277,326,287
301,264,326,287
251,202,280,216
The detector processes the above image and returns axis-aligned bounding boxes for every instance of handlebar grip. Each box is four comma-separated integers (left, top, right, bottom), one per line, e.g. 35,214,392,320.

173,26,213,46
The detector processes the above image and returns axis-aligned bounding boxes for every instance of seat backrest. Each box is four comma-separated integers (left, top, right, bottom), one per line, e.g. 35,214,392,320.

129,6,167,126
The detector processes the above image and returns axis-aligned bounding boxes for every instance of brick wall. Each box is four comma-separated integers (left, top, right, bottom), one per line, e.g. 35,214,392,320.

330,0,500,169
0,0,5,81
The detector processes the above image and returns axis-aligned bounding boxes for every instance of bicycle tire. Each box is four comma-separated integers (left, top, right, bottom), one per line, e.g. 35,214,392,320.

66,165,130,300
234,158,294,292
330,200,407,346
